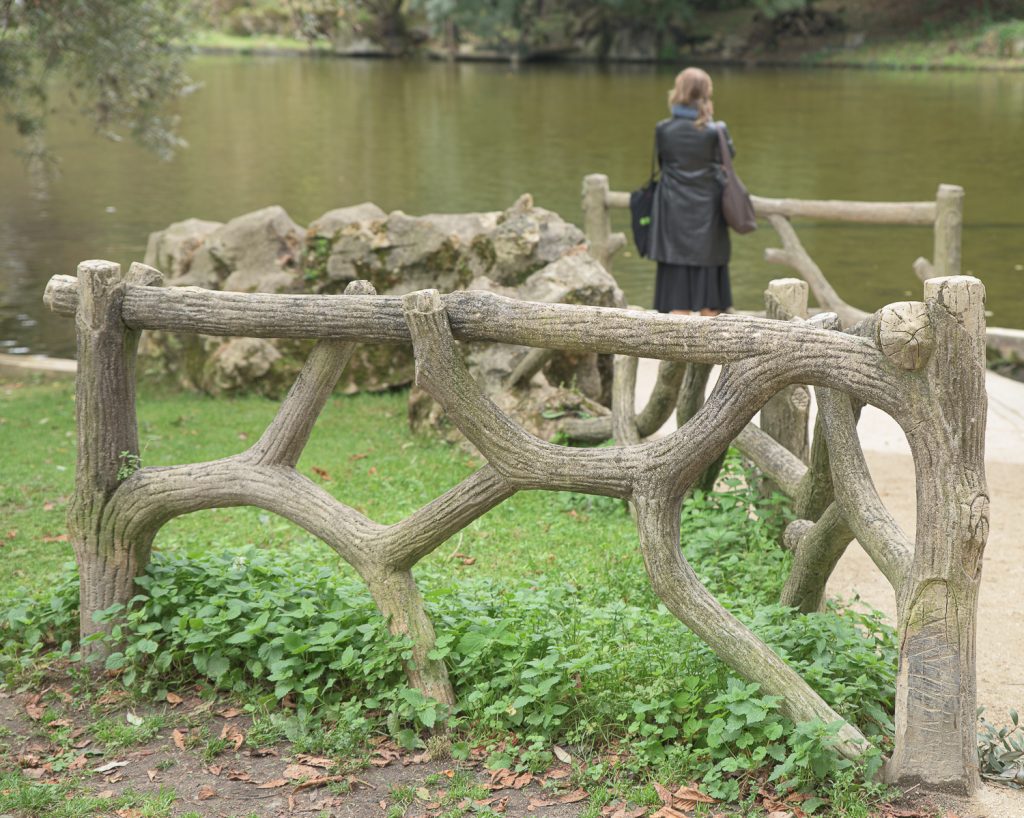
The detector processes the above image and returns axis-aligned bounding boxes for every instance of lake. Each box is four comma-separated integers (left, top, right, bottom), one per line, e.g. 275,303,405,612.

1,56,1022,358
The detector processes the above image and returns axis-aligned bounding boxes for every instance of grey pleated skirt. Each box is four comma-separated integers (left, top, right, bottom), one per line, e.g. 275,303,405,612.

653,263,732,313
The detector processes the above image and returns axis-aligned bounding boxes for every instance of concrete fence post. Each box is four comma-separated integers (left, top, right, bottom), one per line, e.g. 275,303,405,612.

933,184,964,278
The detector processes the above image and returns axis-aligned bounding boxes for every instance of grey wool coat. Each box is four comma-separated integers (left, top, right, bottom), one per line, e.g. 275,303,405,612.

648,114,735,267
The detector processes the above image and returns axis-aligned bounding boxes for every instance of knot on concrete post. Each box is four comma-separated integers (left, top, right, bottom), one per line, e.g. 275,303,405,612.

783,519,814,552
877,301,935,371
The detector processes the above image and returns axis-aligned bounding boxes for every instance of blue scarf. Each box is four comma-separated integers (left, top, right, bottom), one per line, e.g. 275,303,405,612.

671,105,699,120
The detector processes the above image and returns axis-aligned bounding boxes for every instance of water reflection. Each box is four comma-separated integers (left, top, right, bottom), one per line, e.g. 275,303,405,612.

0,58,1021,357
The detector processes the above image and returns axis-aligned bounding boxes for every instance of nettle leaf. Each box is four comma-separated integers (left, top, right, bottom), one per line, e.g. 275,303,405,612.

206,652,230,679
134,638,159,654
455,631,490,656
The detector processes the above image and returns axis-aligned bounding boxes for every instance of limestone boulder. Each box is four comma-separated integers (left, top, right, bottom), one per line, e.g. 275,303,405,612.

189,205,305,292
144,218,223,283
309,203,387,237
201,338,284,396
460,194,588,286
308,211,467,296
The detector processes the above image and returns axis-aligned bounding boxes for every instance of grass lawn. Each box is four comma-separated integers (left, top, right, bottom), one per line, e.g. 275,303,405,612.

0,371,903,817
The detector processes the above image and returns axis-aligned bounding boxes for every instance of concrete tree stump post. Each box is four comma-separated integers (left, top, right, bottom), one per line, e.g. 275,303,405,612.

887,275,987,792
69,260,162,658
932,184,964,279
760,279,811,464
581,173,626,271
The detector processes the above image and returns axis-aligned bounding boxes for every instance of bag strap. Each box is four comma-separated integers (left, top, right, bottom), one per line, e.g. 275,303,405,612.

715,124,734,175
649,134,658,183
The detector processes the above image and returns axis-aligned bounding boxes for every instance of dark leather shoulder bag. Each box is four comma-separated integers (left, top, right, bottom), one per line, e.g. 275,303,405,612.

716,124,757,234
629,140,658,258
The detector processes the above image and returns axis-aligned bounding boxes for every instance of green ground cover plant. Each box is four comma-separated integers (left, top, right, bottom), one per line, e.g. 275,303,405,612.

0,374,898,812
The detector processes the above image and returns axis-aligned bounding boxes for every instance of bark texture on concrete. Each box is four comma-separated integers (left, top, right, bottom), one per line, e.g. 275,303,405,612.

48,265,988,793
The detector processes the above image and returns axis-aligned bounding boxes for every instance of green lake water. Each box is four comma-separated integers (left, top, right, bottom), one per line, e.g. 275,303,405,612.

1,57,1022,357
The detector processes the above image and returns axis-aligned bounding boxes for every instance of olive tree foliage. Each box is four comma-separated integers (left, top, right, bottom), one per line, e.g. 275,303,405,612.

0,0,199,160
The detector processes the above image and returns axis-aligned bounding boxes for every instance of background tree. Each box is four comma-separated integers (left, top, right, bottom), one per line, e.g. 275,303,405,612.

0,0,198,160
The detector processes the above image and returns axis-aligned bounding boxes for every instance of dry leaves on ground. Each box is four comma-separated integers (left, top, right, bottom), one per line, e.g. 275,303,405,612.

600,804,646,818
219,721,245,751
651,781,719,818
197,784,216,800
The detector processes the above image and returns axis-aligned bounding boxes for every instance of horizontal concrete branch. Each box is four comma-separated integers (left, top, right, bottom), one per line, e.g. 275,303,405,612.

603,189,935,225
44,273,880,365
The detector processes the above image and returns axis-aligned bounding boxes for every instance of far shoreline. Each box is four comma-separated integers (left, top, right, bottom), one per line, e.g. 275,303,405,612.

190,30,1024,74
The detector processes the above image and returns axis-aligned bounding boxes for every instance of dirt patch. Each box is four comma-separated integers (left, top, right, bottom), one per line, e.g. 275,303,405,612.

0,689,605,818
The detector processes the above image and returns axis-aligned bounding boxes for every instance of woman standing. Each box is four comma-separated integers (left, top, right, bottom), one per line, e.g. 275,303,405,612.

649,67,735,316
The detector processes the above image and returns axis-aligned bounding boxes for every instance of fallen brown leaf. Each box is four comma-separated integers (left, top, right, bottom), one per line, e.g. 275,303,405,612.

172,729,186,750
673,783,719,811
197,785,216,800
41,533,68,543
603,806,646,818
558,788,589,804
147,769,157,782
546,767,571,780
6,529,17,539
217,707,242,719
94,760,129,773
107,772,124,784
653,782,674,805
165,692,183,706
21,767,47,780
97,790,115,799
765,812,793,818
512,772,533,789
25,701,44,721
553,745,572,764
46,718,72,729
219,722,245,751
43,501,55,511
651,808,690,818
207,764,222,776
528,797,559,811
283,763,320,780
226,769,251,781
296,754,335,769
69,755,88,771
257,778,289,789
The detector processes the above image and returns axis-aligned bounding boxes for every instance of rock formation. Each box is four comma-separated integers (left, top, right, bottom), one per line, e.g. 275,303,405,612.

139,195,623,433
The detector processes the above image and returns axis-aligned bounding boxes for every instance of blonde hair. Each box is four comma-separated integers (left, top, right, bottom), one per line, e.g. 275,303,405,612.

668,67,714,129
